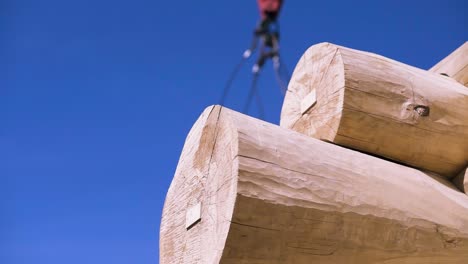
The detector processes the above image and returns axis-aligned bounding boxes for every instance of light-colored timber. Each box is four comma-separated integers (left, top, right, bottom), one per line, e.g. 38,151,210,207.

280,42,468,178
430,41,468,86
160,105,468,264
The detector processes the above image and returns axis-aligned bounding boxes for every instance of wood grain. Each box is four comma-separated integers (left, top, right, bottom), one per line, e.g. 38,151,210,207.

160,106,468,264
281,42,468,178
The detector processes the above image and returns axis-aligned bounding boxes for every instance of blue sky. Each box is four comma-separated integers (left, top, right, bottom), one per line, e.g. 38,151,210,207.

1,0,466,263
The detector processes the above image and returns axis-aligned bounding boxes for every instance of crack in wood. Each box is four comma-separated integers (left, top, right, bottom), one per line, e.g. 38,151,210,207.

236,155,347,184
230,221,281,232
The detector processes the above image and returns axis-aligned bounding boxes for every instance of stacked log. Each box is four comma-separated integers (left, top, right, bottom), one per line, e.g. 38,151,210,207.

161,42,468,263
160,106,468,264
280,42,468,178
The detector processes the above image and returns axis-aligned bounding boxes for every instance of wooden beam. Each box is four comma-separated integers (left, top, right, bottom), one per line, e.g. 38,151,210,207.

429,41,468,87
160,106,468,264
281,42,468,178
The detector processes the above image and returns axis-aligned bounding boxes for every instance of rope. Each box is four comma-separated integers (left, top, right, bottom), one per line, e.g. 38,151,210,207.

273,57,291,94
219,56,247,106
255,87,265,120
243,72,260,116
220,48,291,121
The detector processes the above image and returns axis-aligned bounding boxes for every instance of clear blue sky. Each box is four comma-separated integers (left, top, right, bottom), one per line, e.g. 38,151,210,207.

1,0,466,263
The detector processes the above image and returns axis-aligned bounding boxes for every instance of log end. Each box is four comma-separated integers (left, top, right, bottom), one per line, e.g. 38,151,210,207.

160,105,238,264
280,42,345,141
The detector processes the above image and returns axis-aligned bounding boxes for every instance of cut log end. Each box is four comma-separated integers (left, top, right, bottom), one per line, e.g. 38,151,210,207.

160,105,238,264
281,42,345,141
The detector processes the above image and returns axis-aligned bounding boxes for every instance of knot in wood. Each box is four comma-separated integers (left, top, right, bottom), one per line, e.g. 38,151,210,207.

414,105,430,117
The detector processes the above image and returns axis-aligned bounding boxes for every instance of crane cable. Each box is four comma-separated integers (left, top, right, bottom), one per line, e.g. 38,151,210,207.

219,54,291,120
243,72,265,119
218,56,248,106
273,57,291,95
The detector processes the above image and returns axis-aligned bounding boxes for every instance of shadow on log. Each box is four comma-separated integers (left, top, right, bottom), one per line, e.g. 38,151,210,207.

453,167,468,194
280,43,468,178
160,106,468,264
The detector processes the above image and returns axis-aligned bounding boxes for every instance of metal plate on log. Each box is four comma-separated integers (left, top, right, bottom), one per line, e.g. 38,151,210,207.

301,89,317,114
185,202,201,230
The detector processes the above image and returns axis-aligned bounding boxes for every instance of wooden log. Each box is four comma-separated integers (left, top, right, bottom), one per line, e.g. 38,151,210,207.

160,105,468,264
429,41,468,87
280,42,468,178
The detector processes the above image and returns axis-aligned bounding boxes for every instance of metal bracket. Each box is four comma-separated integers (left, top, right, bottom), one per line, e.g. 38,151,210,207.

301,89,317,114
185,203,201,230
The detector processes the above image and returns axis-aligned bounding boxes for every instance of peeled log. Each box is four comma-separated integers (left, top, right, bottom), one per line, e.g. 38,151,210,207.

160,105,468,264
429,41,468,87
280,42,468,178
